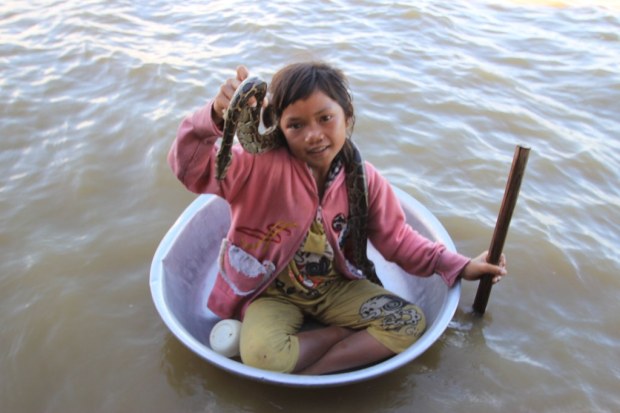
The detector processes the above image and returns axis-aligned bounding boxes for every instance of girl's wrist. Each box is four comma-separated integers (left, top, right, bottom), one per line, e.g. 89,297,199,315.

211,105,225,130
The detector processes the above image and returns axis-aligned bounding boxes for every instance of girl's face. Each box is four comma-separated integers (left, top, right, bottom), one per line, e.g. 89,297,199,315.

279,90,350,181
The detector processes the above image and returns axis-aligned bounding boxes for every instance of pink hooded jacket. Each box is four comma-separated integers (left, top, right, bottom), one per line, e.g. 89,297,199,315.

168,101,470,319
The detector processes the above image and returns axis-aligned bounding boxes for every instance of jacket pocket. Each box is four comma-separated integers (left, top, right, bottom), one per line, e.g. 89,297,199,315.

218,239,276,296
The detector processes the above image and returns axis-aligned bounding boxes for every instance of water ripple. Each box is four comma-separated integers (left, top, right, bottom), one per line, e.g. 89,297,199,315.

1,1,620,412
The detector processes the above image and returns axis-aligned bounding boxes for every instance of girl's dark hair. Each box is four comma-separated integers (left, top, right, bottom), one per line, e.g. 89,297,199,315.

264,62,355,143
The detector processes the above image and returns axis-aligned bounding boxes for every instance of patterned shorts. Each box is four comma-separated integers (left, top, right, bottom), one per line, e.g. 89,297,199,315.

239,277,426,373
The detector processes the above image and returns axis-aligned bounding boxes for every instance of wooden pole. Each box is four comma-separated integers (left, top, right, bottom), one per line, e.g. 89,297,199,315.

472,145,530,315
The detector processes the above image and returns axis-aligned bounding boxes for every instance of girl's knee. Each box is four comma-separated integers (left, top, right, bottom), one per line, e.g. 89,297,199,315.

399,308,426,348
367,303,427,353
240,297,303,372
239,334,299,373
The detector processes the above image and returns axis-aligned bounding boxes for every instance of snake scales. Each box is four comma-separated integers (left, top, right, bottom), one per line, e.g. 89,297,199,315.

215,76,380,286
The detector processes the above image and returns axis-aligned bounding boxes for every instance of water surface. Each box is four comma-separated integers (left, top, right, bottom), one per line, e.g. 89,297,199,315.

1,1,619,412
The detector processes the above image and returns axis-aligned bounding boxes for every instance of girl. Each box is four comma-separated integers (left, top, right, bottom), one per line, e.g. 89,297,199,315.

168,62,506,375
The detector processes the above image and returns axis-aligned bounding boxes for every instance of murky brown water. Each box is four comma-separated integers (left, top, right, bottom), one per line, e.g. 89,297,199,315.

1,1,619,412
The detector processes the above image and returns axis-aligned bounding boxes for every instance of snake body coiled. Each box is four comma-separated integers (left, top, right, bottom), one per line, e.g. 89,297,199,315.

215,76,380,286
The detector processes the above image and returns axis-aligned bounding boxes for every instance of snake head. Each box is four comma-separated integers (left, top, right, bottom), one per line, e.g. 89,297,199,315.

223,76,267,127
236,77,268,108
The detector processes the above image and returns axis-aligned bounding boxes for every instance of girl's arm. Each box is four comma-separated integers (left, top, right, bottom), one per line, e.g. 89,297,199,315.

364,163,469,286
168,65,255,198
364,164,507,286
167,100,224,195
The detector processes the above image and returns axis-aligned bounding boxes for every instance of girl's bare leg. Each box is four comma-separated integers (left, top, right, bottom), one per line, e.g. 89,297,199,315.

294,328,394,375
293,326,354,372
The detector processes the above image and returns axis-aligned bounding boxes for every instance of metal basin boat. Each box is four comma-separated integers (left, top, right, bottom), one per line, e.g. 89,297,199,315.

150,186,461,387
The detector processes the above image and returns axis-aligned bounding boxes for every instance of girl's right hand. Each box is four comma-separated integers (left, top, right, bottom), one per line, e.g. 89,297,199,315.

460,251,507,284
211,65,250,127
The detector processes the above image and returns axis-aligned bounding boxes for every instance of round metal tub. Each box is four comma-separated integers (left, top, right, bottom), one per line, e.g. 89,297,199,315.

150,186,460,387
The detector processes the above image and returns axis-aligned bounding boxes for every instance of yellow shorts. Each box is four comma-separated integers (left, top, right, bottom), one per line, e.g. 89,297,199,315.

239,277,426,373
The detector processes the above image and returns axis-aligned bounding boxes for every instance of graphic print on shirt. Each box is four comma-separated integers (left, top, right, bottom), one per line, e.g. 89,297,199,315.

331,212,348,249
291,212,336,292
332,213,347,232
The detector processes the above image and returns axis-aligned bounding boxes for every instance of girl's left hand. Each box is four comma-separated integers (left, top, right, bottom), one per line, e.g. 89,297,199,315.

460,251,507,284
